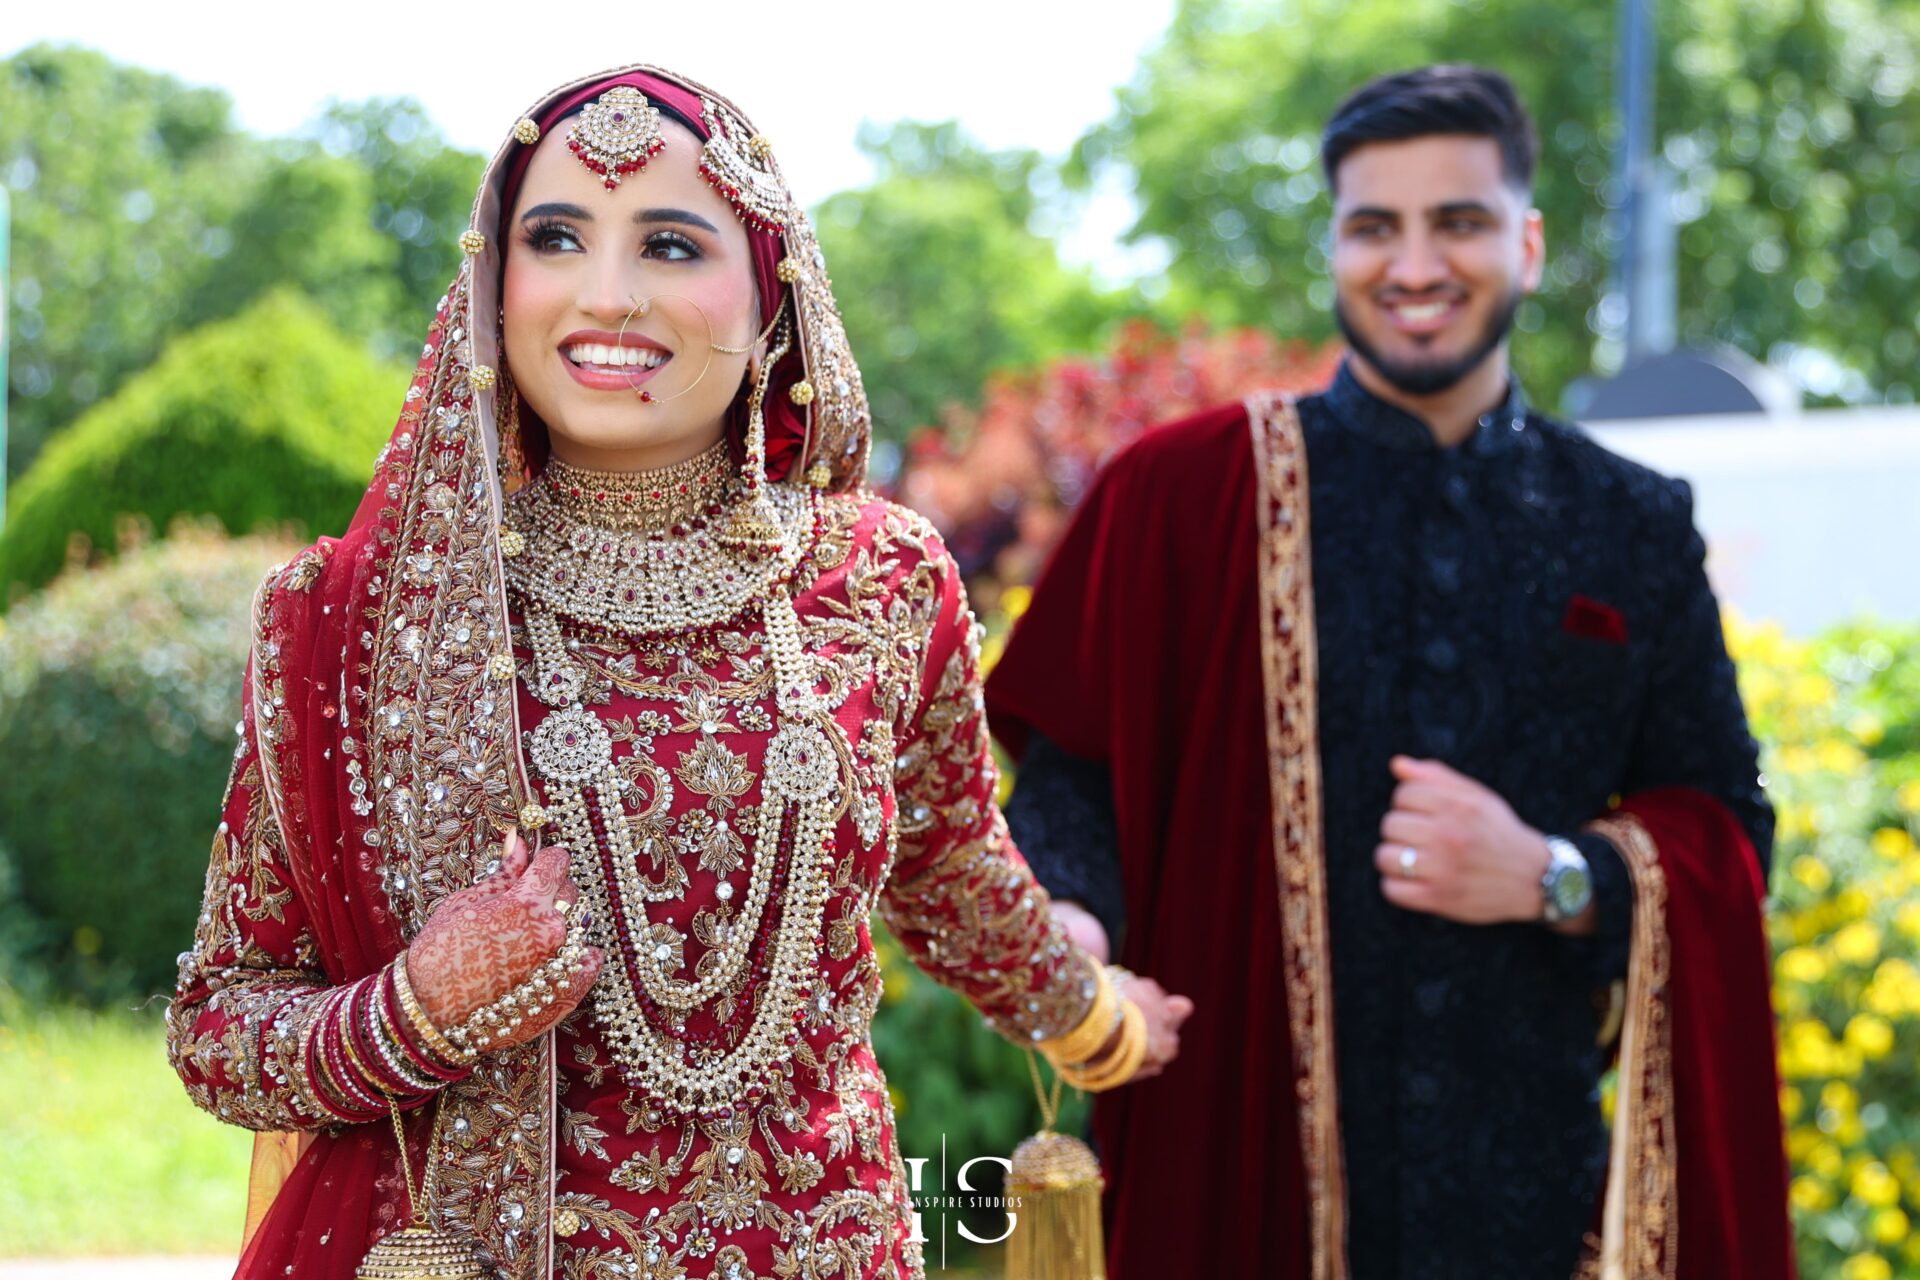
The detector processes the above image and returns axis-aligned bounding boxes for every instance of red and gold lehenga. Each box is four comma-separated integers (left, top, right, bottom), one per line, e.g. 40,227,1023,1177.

165,65,1103,1280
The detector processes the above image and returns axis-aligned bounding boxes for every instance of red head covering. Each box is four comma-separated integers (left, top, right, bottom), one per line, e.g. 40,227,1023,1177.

495,70,809,482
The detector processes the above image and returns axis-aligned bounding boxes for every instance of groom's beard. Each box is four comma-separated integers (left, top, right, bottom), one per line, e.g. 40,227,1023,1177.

1334,286,1522,396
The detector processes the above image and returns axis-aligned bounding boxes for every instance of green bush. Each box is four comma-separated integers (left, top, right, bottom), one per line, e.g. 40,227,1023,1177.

0,524,298,1000
0,288,405,601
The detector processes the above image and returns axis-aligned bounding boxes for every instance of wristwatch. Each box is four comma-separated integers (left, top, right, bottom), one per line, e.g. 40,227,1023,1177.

1541,836,1594,925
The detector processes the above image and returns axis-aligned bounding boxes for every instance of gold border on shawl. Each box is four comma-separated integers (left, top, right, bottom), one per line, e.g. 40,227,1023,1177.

1582,814,1678,1280
1246,391,1348,1280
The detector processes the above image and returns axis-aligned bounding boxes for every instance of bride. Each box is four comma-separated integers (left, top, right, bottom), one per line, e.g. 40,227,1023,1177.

167,64,1188,1280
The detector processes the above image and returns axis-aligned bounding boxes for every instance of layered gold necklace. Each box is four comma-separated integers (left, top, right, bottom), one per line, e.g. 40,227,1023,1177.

503,444,848,1119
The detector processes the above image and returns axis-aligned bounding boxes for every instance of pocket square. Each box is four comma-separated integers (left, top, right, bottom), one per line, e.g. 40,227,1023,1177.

1562,594,1629,645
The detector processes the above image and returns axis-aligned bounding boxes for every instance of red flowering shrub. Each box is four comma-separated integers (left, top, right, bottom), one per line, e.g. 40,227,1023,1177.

895,320,1342,597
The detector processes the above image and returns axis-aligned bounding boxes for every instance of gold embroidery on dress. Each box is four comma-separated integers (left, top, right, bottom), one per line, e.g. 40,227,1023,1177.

1248,391,1349,1280
1582,815,1678,1280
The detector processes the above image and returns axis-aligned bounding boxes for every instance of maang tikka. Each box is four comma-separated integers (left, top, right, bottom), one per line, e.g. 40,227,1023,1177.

567,85,666,190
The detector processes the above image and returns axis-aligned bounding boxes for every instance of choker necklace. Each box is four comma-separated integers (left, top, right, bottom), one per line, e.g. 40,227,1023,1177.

503,465,816,638
543,442,737,534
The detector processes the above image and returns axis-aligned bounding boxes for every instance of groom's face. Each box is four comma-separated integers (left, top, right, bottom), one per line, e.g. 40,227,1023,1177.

1328,135,1544,396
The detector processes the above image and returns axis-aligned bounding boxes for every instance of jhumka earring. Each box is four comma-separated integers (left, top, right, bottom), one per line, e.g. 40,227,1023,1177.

566,85,665,190
495,307,528,492
721,312,795,553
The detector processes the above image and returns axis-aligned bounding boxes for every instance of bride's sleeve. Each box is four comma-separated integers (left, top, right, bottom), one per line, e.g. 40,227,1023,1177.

166,650,467,1131
874,517,1105,1049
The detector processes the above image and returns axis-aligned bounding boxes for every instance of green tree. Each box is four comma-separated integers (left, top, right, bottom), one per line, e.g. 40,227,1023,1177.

1,47,483,479
1077,0,1920,410
302,98,486,358
0,44,254,474
0,289,406,599
812,122,1128,443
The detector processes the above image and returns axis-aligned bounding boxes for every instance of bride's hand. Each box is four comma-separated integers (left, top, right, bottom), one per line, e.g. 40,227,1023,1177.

404,829,604,1051
1107,973,1193,1083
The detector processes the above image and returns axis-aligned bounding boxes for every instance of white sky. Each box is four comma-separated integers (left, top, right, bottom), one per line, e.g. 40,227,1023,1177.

5,0,1179,278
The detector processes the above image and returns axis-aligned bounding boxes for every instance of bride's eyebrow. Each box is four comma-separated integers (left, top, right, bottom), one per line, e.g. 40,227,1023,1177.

634,208,721,234
521,201,591,221
518,203,719,235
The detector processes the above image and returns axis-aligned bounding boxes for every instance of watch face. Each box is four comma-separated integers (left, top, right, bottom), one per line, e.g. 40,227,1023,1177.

1550,864,1592,916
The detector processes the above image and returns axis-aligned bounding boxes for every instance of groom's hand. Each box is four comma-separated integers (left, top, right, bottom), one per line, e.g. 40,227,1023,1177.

1373,756,1582,930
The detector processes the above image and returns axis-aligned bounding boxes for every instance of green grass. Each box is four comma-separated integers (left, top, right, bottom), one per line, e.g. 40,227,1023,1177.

0,995,250,1256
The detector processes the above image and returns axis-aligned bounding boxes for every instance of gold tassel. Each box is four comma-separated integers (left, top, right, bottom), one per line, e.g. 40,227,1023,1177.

357,1099,486,1280
1005,1052,1108,1280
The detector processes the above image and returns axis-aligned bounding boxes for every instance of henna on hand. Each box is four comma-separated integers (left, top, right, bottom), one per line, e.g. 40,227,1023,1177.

405,833,595,1033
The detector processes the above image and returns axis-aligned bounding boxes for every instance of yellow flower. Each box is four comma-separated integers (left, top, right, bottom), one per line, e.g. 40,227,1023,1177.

1792,855,1833,893
1777,946,1829,984
1844,1254,1893,1280
1855,1162,1902,1207
1813,1139,1845,1177
1823,1080,1861,1115
1777,745,1816,777
1818,738,1868,774
1780,1085,1803,1121
1834,921,1884,967
1847,1014,1897,1060
1789,672,1835,708
1874,1208,1911,1246
1899,781,1920,814
1791,1174,1834,1211
1872,827,1915,861
1001,584,1033,621
1896,904,1920,944
1852,712,1887,746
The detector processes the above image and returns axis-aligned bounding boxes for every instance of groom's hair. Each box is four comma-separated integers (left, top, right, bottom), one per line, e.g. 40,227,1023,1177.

1321,65,1540,195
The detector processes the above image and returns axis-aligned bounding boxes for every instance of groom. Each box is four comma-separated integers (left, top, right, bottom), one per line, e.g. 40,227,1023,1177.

987,65,1794,1278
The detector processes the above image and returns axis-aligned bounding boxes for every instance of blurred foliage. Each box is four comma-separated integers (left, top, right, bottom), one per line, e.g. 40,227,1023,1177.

815,122,1131,444
0,289,404,599
1737,616,1920,1277
0,523,297,1001
899,319,1341,590
1076,0,1920,410
0,45,479,475
0,44,253,474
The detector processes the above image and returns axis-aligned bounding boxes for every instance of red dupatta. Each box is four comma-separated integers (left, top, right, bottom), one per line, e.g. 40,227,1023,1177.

230,63,875,1280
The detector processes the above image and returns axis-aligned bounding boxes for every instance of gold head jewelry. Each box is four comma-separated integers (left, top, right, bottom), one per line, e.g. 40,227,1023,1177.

698,97,789,232
567,85,666,190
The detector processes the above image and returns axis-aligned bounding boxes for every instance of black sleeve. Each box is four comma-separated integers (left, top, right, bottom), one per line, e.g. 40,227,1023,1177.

1557,831,1634,985
1620,479,1776,875
1004,732,1128,952
1558,477,1773,989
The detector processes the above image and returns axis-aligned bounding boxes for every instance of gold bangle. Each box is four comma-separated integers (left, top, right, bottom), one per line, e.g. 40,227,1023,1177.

394,952,474,1066
1060,998,1148,1092
1036,961,1116,1066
